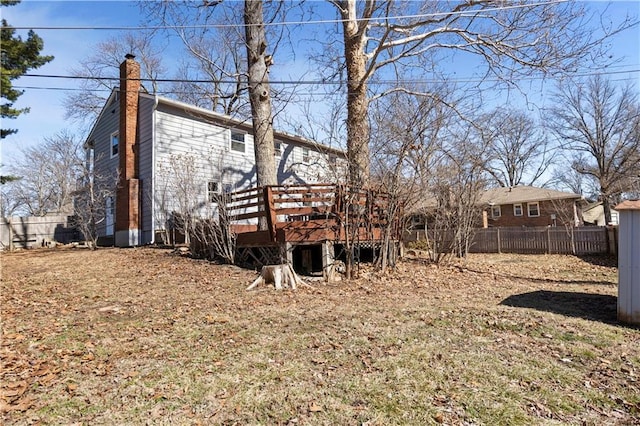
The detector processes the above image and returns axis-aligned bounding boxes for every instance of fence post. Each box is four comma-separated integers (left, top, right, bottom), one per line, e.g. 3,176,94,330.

571,226,576,255
8,218,14,251
497,228,501,254
546,227,551,254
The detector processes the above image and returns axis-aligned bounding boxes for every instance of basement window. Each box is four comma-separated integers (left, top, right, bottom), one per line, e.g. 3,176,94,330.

528,202,540,217
110,132,119,158
513,203,523,217
231,131,245,153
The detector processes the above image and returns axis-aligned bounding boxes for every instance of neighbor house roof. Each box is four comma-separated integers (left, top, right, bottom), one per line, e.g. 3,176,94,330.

615,200,640,210
479,185,582,206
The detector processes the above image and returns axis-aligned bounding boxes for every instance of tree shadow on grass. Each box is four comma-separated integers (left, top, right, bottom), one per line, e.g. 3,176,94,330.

500,290,630,326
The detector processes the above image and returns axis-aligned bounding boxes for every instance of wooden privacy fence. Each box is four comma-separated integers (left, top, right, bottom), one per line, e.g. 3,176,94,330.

0,215,80,249
407,226,617,255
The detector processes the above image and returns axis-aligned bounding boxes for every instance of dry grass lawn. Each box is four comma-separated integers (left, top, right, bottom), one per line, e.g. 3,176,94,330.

1,247,638,425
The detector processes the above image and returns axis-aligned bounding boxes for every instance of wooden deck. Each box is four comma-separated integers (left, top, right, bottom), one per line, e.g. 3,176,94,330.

227,184,394,247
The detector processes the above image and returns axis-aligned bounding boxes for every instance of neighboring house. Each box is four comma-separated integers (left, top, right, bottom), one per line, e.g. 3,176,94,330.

479,185,583,228
84,55,345,247
582,201,619,226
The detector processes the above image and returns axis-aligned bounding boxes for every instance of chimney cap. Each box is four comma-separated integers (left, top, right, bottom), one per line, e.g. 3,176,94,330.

125,53,136,60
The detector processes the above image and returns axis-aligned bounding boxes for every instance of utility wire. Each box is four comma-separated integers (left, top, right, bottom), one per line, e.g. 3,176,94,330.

4,0,570,31
13,67,640,86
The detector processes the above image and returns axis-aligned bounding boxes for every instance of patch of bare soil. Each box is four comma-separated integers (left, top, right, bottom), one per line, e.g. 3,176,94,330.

1,248,638,425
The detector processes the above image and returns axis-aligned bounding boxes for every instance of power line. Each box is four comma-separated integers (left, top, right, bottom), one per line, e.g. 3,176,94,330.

4,0,570,31
14,67,640,87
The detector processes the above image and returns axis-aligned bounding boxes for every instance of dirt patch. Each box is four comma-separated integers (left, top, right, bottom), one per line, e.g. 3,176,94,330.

1,248,638,425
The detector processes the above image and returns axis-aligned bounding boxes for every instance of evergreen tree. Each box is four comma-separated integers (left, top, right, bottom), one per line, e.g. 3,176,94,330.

1,0,54,139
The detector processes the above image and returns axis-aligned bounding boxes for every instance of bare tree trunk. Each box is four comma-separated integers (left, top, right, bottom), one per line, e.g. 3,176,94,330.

244,0,277,188
340,0,370,188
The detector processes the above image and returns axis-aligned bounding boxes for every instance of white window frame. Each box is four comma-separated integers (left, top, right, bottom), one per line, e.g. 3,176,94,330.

110,132,119,158
513,203,523,217
329,154,337,166
491,205,501,219
208,181,220,202
274,141,282,157
528,202,540,217
230,131,246,153
302,147,310,163
105,197,115,235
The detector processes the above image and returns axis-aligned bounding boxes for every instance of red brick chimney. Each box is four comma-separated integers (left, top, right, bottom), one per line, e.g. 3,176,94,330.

115,54,141,246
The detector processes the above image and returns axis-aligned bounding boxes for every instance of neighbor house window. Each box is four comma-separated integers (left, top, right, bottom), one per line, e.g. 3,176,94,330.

208,181,219,202
274,141,282,157
528,202,540,217
302,147,310,163
230,131,245,153
513,203,523,216
110,132,119,158
491,205,501,219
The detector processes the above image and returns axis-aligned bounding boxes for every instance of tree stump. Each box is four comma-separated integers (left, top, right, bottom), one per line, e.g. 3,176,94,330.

247,264,309,290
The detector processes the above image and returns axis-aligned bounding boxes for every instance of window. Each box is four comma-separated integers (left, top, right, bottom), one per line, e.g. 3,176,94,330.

513,203,523,216
274,141,282,157
491,205,501,219
105,197,114,235
230,131,245,153
208,181,219,202
329,154,337,166
302,147,310,163
110,132,119,158
528,202,540,217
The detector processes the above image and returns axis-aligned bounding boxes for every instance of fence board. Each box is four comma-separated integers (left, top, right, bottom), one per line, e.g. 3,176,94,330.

407,226,615,255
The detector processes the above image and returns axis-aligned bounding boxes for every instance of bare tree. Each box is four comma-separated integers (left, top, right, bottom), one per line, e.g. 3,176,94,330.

72,156,118,249
64,32,166,126
324,1,633,187
479,107,554,187
546,75,640,224
155,153,203,245
244,0,277,187
8,130,82,216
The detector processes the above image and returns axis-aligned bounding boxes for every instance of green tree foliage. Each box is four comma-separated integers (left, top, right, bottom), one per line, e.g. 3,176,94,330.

1,0,54,139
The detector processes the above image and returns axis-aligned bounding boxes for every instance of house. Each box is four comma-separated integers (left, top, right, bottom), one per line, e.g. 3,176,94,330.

479,185,583,228
84,55,345,247
582,201,619,226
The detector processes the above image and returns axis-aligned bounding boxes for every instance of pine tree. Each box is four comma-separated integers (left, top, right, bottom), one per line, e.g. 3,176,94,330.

1,0,54,139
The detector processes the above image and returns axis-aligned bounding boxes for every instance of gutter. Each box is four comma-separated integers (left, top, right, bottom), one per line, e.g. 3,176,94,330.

150,94,159,245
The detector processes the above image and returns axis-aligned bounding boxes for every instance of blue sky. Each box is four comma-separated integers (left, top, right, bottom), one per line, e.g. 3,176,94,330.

1,0,639,171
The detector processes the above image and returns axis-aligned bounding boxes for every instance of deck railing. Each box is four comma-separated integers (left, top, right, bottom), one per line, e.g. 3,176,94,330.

226,184,394,246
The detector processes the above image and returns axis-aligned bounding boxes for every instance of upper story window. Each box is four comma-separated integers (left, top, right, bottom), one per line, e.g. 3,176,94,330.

513,203,523,217
231,131,245,153
274,141,282,157
110,132,119,158
329,154,337,166
491,205,501,219
528,202,540,217
302,147,310,163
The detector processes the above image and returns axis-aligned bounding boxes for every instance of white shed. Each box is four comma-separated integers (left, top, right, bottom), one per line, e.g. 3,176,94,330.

616,200,640,325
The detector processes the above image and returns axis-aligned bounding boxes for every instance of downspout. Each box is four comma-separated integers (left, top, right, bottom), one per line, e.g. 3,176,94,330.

150,94,159,244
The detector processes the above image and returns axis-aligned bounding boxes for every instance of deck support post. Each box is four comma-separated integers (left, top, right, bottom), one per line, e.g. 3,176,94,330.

322,240,336,281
